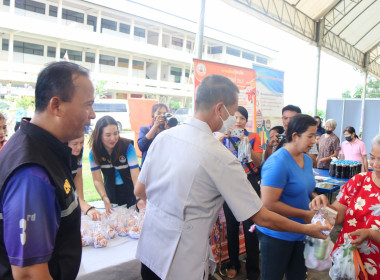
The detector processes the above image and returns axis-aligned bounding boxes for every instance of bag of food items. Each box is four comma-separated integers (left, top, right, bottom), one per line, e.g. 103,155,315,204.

311,206,337,236
304,236,334,271
329,239,368,280
80,205,145,248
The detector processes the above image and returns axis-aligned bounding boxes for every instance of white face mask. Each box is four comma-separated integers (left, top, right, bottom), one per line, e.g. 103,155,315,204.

218,104,236,133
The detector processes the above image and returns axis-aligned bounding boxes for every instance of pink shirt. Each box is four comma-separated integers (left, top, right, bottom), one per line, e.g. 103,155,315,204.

339,138,367,162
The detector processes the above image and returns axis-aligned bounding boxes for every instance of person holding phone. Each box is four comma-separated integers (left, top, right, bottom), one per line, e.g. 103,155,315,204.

219,106,262,280
263,126,284,161
138,103,169,167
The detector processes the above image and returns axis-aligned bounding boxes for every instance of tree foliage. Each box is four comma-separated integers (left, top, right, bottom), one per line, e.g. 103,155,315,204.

342,76,380,99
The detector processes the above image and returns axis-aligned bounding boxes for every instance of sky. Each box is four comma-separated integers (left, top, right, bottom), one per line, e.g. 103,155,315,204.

138,0,364,114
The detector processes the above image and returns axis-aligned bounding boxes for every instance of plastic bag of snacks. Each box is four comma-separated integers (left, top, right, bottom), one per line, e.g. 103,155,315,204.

237,136,252,163
304,236,334,271
329,238,368,280
311,206,337,236
81,216,93,247
128,209,145,239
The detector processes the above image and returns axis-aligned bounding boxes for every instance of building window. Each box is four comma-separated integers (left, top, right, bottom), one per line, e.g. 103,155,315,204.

49,5,57,17
120,23,130,34
118,57,129,68
101,18,117,32
60,49,82,61
132,60,144,70
172,37,183,47
100,54,115,66
47,46,56,57
2,39,9,51
256,56,268,65
242,51,255,61
4,0,45,14
186,40,192,50
226,47,240,57
14,41,44,56
170,67,182,83
87,15,97,32
134,27,145,38
208,46,222,54
85,52,95,63
62,8,84,23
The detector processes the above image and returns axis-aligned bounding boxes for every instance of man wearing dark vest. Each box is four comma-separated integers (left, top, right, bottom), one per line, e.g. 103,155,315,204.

0,62,95,280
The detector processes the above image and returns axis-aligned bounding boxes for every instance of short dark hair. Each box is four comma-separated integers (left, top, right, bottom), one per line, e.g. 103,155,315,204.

35,61,90,112
344,126,359,138
237,106,248,120
282,105,301,114
151,103,168,118
89,115,122,165
195,75,238,111
270,126,284,134
314,116,322,128
286,114,317,143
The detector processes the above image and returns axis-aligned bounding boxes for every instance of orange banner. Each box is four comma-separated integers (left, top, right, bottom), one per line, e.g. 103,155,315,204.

193,59,257,132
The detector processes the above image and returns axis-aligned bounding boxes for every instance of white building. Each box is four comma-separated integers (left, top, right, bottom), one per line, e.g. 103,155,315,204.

0,0,277,106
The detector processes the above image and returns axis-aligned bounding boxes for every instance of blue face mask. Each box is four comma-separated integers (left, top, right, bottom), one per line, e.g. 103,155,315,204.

345,136,352,142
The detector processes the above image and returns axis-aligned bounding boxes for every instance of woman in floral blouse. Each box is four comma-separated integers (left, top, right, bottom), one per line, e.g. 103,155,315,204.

310,134,380,279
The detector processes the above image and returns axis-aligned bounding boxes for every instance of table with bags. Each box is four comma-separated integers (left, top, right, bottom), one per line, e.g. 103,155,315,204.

77,206,144,280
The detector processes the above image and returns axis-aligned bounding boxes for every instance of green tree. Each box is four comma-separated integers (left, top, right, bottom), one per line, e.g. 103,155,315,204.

341,75,380,99
95,80,107,99
341,90,351,98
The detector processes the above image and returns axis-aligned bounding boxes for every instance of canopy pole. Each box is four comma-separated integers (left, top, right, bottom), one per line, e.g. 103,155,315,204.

313,45,321,117
195,0,206,60
359,70,368,139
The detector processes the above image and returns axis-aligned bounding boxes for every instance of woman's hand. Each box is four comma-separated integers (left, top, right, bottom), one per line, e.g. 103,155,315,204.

349,229,373,245
309,194,329,211
218,130,231,142
102,196,113,215
319,157,331,163
87,208,104,221
152,116,165,131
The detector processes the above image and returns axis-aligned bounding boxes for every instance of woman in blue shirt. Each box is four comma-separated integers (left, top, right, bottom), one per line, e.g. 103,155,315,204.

256,114,318,280
89,116,139,214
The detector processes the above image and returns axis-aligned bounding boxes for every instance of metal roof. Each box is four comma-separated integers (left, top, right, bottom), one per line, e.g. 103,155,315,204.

221,0,380,80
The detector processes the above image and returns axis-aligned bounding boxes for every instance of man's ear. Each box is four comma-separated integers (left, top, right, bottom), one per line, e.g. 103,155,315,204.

214,102,223,115
48,96,63,117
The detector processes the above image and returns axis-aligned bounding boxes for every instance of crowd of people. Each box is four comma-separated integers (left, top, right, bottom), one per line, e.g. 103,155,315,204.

0,61,379,280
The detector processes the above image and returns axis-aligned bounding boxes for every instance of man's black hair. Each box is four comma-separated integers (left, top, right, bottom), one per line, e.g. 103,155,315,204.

35,61,89,112
282,104,301,114
285,114,317,143
195,75,238,111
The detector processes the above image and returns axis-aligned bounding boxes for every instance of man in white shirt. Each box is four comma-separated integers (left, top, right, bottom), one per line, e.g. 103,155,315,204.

134,75,328,280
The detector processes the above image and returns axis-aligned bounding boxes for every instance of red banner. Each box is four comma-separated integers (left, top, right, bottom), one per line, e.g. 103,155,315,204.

193,59,257,132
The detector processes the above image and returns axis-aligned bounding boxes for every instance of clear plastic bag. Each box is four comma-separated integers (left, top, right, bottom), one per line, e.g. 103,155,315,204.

329,238,369,280
304,236,333,271
237,136,252,163
311,206,337,236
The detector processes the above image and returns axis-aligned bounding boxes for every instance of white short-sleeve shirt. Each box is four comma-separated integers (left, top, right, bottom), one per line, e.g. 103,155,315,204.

136,117,263,280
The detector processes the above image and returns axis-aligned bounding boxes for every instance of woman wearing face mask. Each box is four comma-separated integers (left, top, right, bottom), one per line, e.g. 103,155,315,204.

68,136,102,221
89,116,140,214
255,114,318,280
0,113,7,152
219,106,262,280
316,119,340,170
339,126,368,172
138,103,169,167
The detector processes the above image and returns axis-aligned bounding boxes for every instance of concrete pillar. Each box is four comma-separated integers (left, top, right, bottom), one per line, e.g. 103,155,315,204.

128,54,133,78
157,60,161,81
8,33,14,70
203,39,208,58
130,19,135,40
57,0,63,25
96,10,101,33
10,0,15,14
183,34,187,53
158,27,163,47
181,65,186,84
55,41,61,61
95,49,100,73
